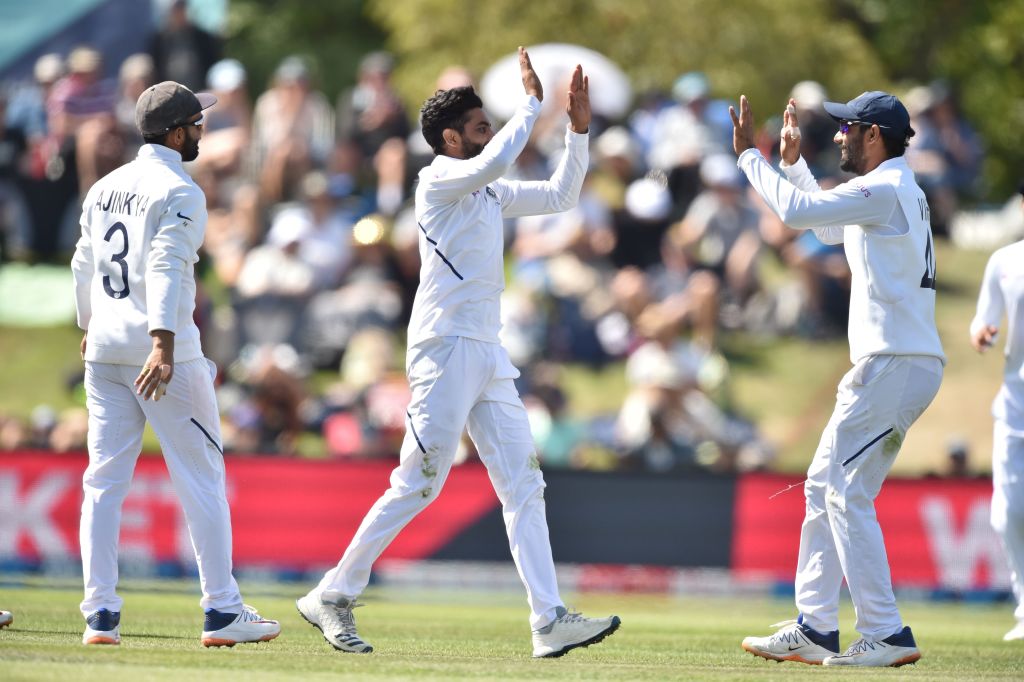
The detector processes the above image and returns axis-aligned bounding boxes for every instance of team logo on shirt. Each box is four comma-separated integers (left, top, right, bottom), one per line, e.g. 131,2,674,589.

485,186,498,200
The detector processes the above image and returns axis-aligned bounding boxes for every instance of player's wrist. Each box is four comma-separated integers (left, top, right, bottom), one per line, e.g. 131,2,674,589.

150,329,175,349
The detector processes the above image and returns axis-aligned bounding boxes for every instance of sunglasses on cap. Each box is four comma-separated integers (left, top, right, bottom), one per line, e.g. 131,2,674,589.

165,114,204,132
839,119,893,134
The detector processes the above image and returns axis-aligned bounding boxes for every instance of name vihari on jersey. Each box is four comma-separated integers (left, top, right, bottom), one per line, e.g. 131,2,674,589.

94,190,151,217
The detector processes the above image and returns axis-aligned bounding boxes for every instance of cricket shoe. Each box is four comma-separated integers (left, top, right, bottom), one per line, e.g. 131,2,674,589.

296,591,373,653
201,605,280,647
0,610,12,628
83,608,120,645
823,626,921,667
1004,621,1024,641
531,607,621,658
741,617,839,664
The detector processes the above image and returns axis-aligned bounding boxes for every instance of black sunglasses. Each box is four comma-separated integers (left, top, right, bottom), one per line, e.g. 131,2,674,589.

839,119,892,134
164,114,205,132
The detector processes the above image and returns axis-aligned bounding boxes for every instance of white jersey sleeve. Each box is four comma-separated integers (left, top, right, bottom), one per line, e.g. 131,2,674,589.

147,186,207,334
420,95,542,205
737,148,897,234
779,155,845,245
971,248,1006,338
72,189,98,331
493,126,589,218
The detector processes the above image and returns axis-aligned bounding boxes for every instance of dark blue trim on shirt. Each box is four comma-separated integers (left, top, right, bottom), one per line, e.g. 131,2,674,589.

418,222,464,280
406,411,426,454
842,427,893,466
190,417,224,455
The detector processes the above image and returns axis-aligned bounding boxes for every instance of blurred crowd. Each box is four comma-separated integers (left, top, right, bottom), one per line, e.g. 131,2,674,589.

0,7,990,473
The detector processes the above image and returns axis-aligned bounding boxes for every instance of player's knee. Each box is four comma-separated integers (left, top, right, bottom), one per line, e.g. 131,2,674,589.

503,473,546,511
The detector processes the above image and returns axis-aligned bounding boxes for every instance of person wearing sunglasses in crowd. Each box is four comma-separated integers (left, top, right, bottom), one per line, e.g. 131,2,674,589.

730,91,944,667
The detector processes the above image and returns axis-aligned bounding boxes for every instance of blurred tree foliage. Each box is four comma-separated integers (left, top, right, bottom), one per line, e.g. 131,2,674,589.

225,0,385,101
366,0,1023,200
222,0,1024,199
838,0,1024,198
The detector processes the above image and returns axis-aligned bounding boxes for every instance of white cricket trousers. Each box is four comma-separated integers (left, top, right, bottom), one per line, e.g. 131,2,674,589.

796,354,942,639
80,358,243,618
992,419,1024,623
315,336,563,629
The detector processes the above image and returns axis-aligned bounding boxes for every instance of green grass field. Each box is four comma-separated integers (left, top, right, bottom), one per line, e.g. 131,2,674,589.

0,581,1020,680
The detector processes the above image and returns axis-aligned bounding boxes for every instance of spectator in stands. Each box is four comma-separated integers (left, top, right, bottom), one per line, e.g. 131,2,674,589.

148,0,222,92
906,81,984,236
5,53,64,141
336,51,409,158
114,54,156,154
252,55,334,203
0,92,31,260
675,153,762,311
193,58,251,177
646,71,732,211
265,170,354,290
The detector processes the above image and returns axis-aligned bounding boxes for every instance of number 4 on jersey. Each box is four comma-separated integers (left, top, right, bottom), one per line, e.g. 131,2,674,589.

919,198,936,290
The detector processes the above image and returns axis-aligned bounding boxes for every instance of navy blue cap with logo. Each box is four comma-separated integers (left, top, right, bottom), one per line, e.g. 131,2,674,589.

822,90,915,140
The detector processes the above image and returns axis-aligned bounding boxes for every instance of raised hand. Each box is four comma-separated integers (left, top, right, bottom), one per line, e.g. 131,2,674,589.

729,94,756,156
566,65,590,134
519,46,543,102
780,97,802,165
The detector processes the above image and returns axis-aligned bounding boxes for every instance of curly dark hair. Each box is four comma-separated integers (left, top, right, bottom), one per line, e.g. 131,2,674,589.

420,86,484,155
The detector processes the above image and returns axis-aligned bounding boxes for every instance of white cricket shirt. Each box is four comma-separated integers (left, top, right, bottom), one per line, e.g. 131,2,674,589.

71,144,206,365
738,149,945,364
408,94,589,348
971,240,1024,433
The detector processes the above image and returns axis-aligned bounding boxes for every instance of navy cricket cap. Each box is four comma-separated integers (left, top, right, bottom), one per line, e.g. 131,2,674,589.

822,90,915,140
136,81,216,136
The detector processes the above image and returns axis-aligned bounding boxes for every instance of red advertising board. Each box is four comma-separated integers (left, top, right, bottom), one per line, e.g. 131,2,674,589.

1,451,497,569
732,473,1005,590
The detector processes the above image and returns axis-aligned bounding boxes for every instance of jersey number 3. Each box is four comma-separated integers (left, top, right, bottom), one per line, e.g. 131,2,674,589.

103,222,130,299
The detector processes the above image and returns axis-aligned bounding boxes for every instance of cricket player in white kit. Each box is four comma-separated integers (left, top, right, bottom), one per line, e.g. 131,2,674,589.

71,81,280,647
970,185,1024,642
296,48,620,658
730,92,944,667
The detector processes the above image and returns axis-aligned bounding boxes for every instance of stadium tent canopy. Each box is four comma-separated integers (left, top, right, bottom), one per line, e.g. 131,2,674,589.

480,43,632,121
0,0,152,81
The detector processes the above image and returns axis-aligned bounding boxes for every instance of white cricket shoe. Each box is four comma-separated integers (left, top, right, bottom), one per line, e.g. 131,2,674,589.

741,618,839,665
296,591,373,653
201,605,280,647
1004,621,1024,642
531,607,621,658
0,610,12,628
823,626,921,667
82,608,120,645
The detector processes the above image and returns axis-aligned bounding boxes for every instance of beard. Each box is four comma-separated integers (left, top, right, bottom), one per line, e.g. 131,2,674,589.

839,134,863,174
181,132,200,162
460,139,486,159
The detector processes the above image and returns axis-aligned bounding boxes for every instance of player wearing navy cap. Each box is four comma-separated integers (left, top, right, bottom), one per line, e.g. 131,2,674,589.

730,91,944,667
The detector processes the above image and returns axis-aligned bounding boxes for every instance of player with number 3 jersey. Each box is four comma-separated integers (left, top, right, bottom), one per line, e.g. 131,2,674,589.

730,91,944,667
71,81,279,648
